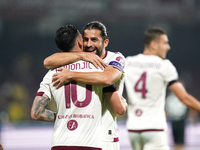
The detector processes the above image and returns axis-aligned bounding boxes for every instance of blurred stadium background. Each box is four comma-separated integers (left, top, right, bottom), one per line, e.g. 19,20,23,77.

1,0,200,149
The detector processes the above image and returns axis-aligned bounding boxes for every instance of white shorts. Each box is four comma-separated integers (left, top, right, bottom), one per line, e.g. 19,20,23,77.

102,141,120,150
128,130,170,150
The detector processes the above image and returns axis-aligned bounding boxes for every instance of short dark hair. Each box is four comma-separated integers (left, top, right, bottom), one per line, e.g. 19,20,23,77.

55,25,79,52
144,27,167,46
83,21,109,40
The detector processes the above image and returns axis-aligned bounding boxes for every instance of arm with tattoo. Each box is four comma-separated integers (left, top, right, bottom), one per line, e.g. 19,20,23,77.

31,94,56,122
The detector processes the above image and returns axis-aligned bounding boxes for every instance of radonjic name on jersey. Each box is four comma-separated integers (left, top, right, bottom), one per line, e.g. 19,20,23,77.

56,61,93,72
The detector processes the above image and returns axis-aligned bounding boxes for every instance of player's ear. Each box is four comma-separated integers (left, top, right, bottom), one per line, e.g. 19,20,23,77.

150,40,157,50
78,40,83,49
104,39,109,48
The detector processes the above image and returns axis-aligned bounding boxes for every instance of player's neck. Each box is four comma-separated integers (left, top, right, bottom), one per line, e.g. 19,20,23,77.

143,49,156,56
71,44,82,52
100,49,106,59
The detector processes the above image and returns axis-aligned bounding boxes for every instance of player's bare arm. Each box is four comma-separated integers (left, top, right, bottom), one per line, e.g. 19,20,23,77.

44,52,107,70
31,94,56,122
169,82,200,112
52,66,121,89
104,92,127,115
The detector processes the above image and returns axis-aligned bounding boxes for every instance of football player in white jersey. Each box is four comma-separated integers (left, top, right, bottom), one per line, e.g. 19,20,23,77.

43,21,127,150
125,27,200,150
31,25,125,150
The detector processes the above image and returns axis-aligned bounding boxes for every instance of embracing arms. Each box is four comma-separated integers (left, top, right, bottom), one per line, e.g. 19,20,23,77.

44,51,121,88
43,52,127,115
44,52,107,70
52,66,121,89
51,67,126,115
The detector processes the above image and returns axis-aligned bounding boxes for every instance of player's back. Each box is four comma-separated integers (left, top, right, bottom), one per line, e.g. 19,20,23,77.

125,54,178,130
46,60,103,149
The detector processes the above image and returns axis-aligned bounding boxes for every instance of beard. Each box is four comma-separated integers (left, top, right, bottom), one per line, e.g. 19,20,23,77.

95,46,103,57
83,43,104,57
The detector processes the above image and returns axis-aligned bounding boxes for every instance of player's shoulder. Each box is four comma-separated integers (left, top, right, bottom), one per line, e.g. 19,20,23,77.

40,69,55,83
43,68,58,79
125,53,143,61
162,59,175,67
106,50,124,57
126,54,138,59
105,50,125,63
163,58,172,63
151,57,175,69
46,69,56,75
106,50,114,56
125,54,172,64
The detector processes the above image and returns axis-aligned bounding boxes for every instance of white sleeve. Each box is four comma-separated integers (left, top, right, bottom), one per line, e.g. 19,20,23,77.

107,52,125,73
162,60,179,82
36,70,53,99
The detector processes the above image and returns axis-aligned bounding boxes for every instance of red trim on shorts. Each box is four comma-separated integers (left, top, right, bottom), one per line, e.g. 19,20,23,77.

36,92,44,96
51,146,102,150
128,129,164,132
114,137,119,142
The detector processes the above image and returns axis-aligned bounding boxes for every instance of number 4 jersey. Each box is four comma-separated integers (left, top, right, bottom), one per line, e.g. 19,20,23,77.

125,54,178,130
36,60,104,149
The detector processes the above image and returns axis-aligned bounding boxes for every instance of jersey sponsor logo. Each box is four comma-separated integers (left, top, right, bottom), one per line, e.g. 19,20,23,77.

116,56,125,68
67,120,78,131
135,109,143,116
58,114,95,119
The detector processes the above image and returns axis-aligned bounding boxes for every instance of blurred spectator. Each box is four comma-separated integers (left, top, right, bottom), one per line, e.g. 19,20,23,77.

0,80,31,123
8,83,30,122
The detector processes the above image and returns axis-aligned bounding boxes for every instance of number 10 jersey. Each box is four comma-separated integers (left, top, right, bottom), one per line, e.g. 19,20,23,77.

37,60,104,149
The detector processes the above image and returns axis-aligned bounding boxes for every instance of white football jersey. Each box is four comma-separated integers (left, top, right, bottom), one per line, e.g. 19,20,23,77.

102,51,125,142
37,60,104,149
125,54,178,130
